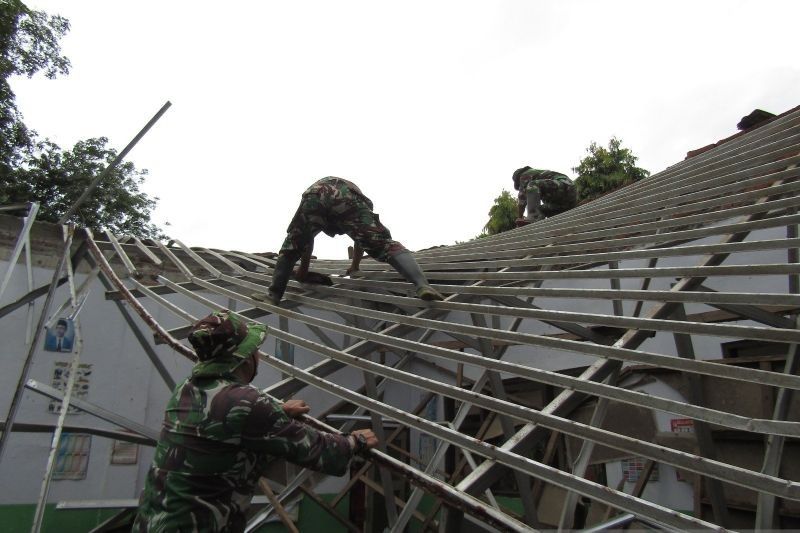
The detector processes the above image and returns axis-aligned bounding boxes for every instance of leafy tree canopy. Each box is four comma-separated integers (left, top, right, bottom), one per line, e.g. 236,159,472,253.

0,0,69,171
0,0,70,80
572,137,649,203
0,1,163,238
7,137,163,237
481,189,518,237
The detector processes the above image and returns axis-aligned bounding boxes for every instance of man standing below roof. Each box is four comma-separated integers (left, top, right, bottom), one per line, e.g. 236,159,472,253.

512,166,577,223
253,177,444,305
133,310,377,532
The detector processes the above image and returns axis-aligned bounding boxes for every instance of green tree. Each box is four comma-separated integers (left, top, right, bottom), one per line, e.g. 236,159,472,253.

0,1,163,238
481,189,518,237
12,138,163,237
572,137,649,203
0,0,69,176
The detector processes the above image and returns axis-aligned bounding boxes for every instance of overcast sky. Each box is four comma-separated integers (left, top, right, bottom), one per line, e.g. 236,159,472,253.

13,1,800,260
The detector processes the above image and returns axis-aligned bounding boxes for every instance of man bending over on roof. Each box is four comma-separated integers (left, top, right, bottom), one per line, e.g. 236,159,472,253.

133,310,377,532
512,166,577,223
253,176,444,305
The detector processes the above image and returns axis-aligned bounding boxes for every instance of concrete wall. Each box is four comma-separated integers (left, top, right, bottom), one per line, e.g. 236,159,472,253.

0,258,367,506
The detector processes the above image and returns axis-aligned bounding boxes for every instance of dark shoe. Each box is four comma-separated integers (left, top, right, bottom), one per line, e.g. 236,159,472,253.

300,271,334,286
251,291,282,306
388,251,441,299
416,285,444,301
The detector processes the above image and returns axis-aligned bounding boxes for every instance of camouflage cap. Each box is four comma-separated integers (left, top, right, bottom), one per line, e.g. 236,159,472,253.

512,166,532,181
188,310,267,362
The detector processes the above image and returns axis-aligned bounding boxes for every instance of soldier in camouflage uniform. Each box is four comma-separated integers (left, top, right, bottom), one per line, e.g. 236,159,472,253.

512,166,577,221
254,177,444,305
133,310,377,532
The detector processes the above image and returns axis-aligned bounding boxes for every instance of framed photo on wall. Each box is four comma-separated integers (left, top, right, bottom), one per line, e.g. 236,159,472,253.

44,317,75,353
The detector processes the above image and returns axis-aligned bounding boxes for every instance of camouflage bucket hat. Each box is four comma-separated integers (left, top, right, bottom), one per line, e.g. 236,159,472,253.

512,166,532,187
188,310,267,362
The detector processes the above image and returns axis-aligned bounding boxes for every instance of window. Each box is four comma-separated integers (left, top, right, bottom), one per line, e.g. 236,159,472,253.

110,440,139,465
53,433,91,480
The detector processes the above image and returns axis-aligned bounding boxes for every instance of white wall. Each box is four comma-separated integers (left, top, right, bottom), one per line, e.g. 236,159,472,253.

604,380,695,513
0,221,787,509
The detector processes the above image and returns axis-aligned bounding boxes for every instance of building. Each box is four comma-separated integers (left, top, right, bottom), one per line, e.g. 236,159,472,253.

0,105,799,531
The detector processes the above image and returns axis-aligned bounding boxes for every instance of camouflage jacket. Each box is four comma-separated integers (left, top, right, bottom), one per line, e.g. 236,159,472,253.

304,176,364,199
133,370,353,532
301,177,368,238
513,168,570,191
280,177,405,261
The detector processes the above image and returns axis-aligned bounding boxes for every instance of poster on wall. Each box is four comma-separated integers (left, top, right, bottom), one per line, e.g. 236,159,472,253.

671,418,695,481
44,318,75,353
111,439,139,465
670,418,695,433
621,457,659,483
48,362,92,415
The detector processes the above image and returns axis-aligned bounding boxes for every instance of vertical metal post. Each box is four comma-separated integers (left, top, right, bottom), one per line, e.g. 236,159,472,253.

756,217,799,530
557,367,621,531
559,264,625,529
0,226,75,464
470,312,539,527
0,202,39,302
609,261,624,317
672,304,729,527
278,315,293,380
362,361,398,526
788,218,799,294
631,258,658,317
632,224,663,318
401,289,547,533
23,209,36,345
393,373,490,533
755,326,799,530
32,226,82,532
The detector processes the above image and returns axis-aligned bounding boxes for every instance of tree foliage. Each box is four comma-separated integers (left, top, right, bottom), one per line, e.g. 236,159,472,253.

572,137,649,203
0,0,70,79
7,137,163,237
481,189,518,237
0,0,69,174
0,1,163,238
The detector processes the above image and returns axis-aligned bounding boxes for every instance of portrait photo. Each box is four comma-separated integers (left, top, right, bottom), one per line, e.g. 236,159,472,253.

44,318,75,353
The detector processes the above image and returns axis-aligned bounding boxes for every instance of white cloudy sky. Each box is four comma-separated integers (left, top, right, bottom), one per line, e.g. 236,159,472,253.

12,1,800,259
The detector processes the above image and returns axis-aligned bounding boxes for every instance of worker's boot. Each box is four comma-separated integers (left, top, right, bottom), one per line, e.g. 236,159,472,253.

387,251,444,301
252,254,294,305
526,187,545,221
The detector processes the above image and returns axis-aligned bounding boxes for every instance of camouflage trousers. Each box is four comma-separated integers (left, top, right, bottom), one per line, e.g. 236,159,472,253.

518,176,577,217
280,177,406,262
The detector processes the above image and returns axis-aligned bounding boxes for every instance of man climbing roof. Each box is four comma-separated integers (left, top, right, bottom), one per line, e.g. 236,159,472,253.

254,177,444,305
512,166,577,223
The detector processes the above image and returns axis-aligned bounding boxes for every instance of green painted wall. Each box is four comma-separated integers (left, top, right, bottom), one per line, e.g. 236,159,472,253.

0,494,522,531
0,504,119,533
0,495,352,533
